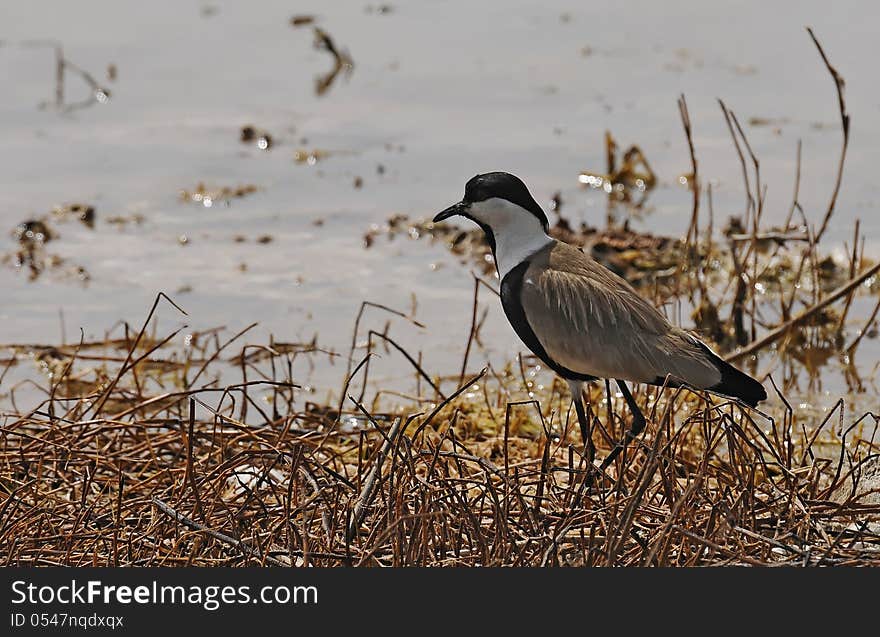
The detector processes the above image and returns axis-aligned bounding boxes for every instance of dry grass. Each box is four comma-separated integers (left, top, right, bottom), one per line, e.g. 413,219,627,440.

0,296,878,567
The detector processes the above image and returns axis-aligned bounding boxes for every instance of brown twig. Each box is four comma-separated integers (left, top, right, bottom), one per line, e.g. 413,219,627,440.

152,497,286,567
347,416,405,541
727,262,880,363
807,27,850,242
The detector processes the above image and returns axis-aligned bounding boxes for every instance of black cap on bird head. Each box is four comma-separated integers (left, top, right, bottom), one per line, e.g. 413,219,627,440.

433,172,549,232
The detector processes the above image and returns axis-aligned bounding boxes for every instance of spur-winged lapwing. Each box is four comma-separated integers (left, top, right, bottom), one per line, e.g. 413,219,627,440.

433,172,766,466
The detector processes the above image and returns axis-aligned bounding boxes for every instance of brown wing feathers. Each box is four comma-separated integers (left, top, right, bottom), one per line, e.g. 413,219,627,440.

510,241,764,404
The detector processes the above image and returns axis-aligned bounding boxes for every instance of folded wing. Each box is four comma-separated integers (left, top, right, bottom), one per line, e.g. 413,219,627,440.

517,242,723,388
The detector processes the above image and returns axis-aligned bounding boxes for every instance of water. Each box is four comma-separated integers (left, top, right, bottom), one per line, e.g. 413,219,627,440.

2,0,879,409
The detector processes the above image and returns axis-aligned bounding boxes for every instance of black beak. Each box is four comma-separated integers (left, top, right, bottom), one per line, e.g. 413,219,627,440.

433,201,467,223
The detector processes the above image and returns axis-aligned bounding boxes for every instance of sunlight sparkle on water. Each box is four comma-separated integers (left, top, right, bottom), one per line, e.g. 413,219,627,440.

578,174,605,189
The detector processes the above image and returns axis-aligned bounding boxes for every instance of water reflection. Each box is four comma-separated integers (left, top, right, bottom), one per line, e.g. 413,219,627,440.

20,40,112,113
578,131,657,226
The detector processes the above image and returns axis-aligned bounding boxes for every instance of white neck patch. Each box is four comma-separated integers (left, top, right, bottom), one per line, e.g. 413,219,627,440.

468,197,553,279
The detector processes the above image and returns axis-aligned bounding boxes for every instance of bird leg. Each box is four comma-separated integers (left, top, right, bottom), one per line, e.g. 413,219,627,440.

599,380,647,472
567,380,594,462
604,378,613,434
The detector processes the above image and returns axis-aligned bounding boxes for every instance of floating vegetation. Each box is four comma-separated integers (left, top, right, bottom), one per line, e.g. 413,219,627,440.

105,213,145,228
362,211,691,287
311,27,354,96
232,234,274,244
4,204,94,282
179,183,259,207
1,246,89,283
12,219,54,247
578,131,657,213
290,16,354,95
51,203,95,228
748,116,790,127
240,125,273,151
289,15,317,28
10,220,56,278
293,148,335,165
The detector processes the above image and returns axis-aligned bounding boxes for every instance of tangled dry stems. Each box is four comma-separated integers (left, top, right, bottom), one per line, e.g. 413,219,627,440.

1,305,878,567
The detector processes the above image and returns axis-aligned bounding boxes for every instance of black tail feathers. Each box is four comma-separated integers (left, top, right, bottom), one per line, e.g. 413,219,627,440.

702,345,766,407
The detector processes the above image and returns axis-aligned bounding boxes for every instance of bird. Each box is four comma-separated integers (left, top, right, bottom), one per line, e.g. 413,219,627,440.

433,171,766,468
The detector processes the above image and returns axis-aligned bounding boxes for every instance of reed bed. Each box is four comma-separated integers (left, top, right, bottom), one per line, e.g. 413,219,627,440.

0,292,878,567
